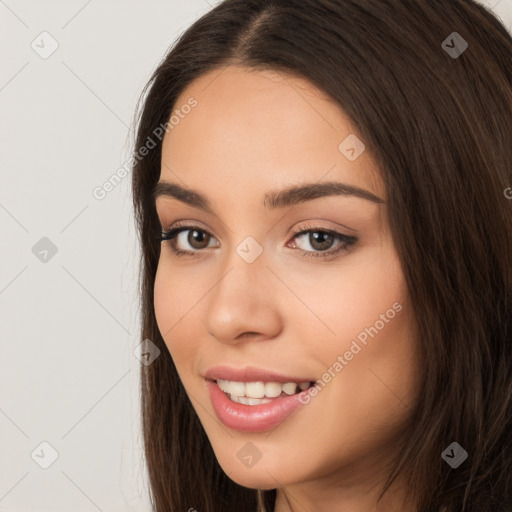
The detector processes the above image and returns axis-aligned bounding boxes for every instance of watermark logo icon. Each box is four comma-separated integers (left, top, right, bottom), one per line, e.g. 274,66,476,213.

31,441,59,469
237,442,262,468
338,134,365,161
32,237,58,263
31,31,59,59
236,236,263,264
441,441,468,468
442,32,468,59
134,339,161,366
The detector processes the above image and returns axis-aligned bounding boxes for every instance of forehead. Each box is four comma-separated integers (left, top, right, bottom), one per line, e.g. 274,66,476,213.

160,65,384,204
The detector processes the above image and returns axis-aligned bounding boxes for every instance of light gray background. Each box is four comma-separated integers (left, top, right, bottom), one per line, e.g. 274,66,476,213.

1,0,511,511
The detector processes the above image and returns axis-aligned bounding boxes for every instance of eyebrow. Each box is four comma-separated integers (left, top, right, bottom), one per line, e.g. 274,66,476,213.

152,180,384,213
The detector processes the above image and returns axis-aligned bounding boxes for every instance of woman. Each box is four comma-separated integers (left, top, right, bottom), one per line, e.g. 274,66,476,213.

131,0,512,510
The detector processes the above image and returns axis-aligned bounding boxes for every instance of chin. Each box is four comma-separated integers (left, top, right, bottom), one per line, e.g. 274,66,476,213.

221,464,284,490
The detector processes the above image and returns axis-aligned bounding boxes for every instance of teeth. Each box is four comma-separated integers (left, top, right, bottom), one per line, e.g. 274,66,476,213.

216,379,311,403
237,396,273,405
264,382,282,397
227,380,245,396
282,382,298,395
248,397,272,405
245,381,265,398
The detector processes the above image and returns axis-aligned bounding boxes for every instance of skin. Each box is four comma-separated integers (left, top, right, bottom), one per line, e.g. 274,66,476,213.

154,66,420,512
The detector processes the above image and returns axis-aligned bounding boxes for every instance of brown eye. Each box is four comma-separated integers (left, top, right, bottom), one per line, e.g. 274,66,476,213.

158,225,219,256
308,231,335,251
290,225,358,260
187,229,211,249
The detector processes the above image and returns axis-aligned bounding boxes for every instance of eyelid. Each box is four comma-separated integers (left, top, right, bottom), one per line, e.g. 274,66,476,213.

288,221,356,237
157,218,205,240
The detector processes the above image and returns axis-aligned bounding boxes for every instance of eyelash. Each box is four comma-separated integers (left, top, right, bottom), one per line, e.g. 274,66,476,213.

156,221,358,260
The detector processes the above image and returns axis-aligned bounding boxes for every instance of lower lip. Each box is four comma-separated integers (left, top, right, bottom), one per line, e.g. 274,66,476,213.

206,379,308,433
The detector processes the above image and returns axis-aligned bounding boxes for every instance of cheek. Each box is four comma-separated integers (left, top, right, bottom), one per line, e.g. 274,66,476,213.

291,244,418,432
153,259,203,365
154,253,210,329
153,270,174,375
320,311,418,473
153,261,177,339
280,242,408,349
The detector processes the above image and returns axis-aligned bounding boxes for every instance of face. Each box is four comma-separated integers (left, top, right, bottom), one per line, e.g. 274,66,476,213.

153,66,419,495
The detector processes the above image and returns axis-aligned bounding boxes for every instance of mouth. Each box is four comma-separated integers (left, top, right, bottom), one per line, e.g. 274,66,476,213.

213,378,316,405
204,371,317,432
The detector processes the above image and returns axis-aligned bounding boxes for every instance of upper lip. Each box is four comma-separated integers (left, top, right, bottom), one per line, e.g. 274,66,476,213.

204,365,315,383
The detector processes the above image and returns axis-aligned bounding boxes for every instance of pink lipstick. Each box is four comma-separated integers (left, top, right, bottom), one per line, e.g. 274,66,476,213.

204,366,315,432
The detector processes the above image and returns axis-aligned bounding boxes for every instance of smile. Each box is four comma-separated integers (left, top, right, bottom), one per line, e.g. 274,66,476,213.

203,366,317,432
216,379,312,405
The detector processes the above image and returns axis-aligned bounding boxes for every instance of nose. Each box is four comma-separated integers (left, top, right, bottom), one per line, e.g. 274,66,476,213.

203,244,283,345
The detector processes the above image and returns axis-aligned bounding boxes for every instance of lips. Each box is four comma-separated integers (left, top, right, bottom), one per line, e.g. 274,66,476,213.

203,366,316,432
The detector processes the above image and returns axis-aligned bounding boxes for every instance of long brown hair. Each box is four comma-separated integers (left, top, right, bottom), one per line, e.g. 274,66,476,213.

131,1,512,510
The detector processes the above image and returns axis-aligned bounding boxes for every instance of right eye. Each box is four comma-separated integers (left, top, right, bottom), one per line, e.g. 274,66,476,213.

159,224,219,257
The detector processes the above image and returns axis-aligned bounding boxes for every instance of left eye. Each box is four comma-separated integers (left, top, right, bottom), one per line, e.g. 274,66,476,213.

290,228,357,257
294,230,337,250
